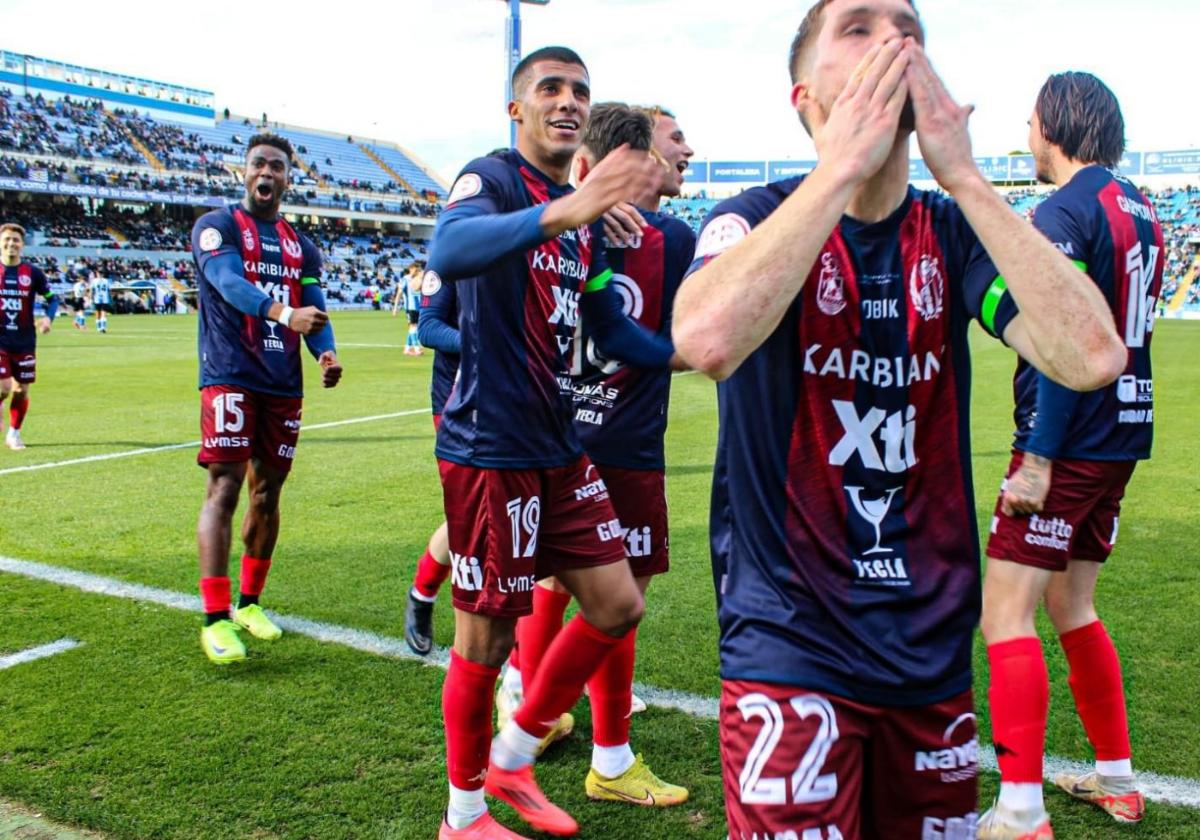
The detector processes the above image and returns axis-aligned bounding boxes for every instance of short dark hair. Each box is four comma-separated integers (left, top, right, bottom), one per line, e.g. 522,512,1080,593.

0,222,25,240
788,0,919,83
582,103,653,162
511,46,587,98
1035,72,1125,167
246,133,294,162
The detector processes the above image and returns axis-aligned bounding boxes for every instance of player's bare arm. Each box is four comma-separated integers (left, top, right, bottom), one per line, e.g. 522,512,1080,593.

540,145,661,237
674,39,911,380
1000,453,1053,516
905,46,1125,391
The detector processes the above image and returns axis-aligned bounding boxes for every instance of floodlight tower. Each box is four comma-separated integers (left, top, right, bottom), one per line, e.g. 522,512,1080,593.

502,0,551,147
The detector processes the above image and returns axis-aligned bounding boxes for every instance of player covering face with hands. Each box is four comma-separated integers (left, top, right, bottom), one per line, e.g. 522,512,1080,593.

672,1,1125,838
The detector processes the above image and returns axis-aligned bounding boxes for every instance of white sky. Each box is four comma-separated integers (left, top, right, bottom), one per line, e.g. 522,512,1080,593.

3,0,1196,181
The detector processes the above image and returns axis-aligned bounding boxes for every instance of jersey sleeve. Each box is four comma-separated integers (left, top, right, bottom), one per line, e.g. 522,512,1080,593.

191,210,240,273
443,156,510,215
586,220,611,286
951,203,1020,340
299,233,323,281
32,267,50,297
683,196,759,281
1030,197,1092,275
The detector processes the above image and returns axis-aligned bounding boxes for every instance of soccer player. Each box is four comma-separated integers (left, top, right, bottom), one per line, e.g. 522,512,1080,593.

498,102,695,807
428,46,669,839
978,72,1161,839
71,274,88,330
0,223,57,452
403,265,424,355
403,269,460,655
671,3,1127,838
191,133,343,665
91,272,112,333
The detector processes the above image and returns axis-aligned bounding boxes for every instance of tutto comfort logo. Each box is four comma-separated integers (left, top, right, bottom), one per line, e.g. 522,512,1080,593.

1024,514,1073,552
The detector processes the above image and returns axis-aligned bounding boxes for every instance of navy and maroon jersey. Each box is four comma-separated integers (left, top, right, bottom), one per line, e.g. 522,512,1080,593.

1014,166,1163,461
689,180,1016,706
572,211,696,470
430,149,610,469
0,263,52,353
420,273,460,416
191,205,322,398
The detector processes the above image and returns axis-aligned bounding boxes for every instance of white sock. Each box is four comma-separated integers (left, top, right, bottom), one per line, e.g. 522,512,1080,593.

591,742,635,778
1096,758,1133,778
501,663,523,695
490,720,541,771
409,586,437,604
998,781,1044,813
446,784,485,830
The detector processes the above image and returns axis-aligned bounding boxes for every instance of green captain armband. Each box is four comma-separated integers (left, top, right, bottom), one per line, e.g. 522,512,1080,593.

301,276,320,286
583,268,613,294
980,275,1009,335
1070,259,1088,273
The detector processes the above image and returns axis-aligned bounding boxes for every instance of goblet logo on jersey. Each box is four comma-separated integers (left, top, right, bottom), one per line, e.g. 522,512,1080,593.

845,486,910,586
910,255,945,321
262,319,285,353
816,251,846,316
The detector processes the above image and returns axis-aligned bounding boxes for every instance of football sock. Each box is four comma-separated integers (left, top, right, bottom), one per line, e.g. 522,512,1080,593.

446,784,486,831
514,615,628,741
517,586,570,689
1060,621,1133,774
238,555,271,608
591,743,636,778
588,626,637,748
988,636,1048,811
412,549,450,601
501,660,523,695
443,651,500,797
9,392,28,430
200,576,231,626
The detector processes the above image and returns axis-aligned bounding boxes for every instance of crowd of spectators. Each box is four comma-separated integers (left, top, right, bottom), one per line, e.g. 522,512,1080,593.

120,111,233,176
27,252,196,288
0,89,141,164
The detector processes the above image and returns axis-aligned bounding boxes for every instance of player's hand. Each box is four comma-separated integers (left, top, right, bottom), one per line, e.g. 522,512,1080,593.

37,316,52,334
318,351,342,388
906,43,979,194
1001,453,1052,516
289,306,329,336
541,145,660,236
602,202,646,247
809,37,911,186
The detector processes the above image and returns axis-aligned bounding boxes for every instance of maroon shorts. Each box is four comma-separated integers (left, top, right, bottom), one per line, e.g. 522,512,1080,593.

720,680,978,840
986,451,1136,571
197,385,303,475
438,456,629,618
0,350,36,384
596,464,668,578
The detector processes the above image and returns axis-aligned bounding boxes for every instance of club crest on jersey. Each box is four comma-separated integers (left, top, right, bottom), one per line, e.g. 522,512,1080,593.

816,251,846,315
421,270,443,296
241,227,256,252
199,227,222,251
17,273,31,289
281,237,302,260
447,173,482,205
910,255,944,321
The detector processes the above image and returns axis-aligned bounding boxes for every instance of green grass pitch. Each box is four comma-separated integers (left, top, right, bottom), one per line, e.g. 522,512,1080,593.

0,312,1197,838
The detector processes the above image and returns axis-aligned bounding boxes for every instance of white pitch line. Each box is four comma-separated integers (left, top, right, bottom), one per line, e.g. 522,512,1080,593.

2,556,1199,808
0,637,82,670
0,408,429,477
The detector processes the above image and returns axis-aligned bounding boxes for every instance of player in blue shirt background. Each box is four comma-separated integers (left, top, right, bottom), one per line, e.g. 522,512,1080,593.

90,273,112,333
672,2,1127,838
978,72,1162,839
190,134,342,666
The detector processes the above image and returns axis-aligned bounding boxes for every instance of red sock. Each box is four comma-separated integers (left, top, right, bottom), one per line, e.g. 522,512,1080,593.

1061,621,1131,762
9,393,28,430
412,550,450,599
239,554,272,597
588,626,637,747
199,576,231,615
518,586,570,688
515,615,626,739
987,636,1049,784
443,651,500,790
